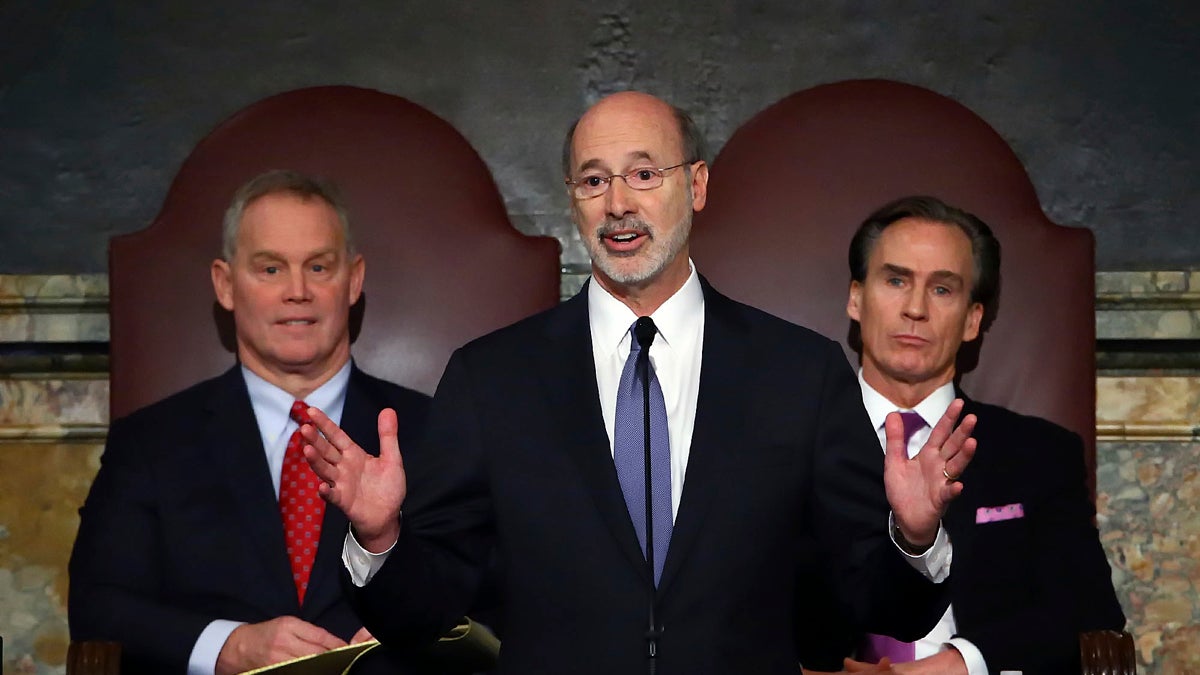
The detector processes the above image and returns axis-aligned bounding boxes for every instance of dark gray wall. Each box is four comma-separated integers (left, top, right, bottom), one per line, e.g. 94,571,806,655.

1,1,1195,273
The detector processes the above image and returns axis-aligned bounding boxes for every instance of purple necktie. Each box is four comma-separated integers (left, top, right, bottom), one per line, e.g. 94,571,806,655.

613,319,672,586
860,410,927,663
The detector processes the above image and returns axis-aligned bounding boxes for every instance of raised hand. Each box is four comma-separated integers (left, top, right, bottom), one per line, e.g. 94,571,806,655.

883,398,976,546
302,407,406,552
215,616,346,675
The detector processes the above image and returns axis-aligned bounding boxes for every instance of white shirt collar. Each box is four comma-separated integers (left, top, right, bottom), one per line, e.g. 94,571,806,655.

857,370,955,431
588,259,704,356
242,359,353,449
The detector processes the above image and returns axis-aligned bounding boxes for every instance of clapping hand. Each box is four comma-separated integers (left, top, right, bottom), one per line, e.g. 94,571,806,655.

883,399,976,547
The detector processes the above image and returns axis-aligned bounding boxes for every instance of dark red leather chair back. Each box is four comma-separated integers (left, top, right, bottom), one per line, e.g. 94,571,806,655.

692,80,1097,492
110,86,560,418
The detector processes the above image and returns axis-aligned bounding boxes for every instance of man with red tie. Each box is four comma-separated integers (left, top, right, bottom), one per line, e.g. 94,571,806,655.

68,170,431,674
827,196,1125,674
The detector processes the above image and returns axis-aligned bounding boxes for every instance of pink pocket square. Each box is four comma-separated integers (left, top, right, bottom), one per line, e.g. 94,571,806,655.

976,503,1024,524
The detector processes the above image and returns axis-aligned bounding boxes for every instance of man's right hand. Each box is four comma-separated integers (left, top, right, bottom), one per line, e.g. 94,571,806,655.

302,407,406,552
215,617,346,675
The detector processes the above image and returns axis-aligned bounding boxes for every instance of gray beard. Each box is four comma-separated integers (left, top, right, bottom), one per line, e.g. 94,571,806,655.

588,213,691,287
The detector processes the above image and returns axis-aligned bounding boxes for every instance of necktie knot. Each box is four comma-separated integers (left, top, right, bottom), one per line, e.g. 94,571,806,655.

633,316,658,351
898,410,926,444
290,400,312,427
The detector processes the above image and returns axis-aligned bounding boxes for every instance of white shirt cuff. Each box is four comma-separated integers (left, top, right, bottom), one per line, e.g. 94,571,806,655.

888,511,953,583
947,637,991,675
187,619,244,675
343,529,397,587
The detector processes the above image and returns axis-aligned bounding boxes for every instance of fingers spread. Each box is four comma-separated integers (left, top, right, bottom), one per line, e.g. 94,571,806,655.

924,398,964,455
306,406,358,455
944,436,976,481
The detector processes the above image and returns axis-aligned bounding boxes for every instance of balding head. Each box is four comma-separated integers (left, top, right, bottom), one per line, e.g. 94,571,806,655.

562,92,707,179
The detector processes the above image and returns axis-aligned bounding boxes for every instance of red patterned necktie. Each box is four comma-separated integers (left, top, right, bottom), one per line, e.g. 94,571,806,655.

279,400,325,605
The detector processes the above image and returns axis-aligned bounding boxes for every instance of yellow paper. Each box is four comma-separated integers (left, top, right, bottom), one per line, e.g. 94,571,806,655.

240,640,379,675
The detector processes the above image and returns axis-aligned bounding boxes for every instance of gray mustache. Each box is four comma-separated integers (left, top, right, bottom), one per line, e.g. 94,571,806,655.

596,220,652,239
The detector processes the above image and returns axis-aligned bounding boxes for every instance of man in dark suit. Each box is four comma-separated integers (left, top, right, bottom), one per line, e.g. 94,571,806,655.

69,170,430,674
303,92,976,674
828,196,1125,674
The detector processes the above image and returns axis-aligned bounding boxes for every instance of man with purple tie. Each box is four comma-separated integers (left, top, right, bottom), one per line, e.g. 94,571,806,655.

836,196,1125,674
300,92,976,674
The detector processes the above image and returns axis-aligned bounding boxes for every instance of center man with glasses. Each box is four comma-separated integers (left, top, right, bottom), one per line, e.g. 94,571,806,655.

301,91,970,674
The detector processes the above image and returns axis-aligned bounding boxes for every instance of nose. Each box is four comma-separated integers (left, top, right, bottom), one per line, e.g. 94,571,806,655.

902,288,928,321
285,268,312,303
604,175,637,220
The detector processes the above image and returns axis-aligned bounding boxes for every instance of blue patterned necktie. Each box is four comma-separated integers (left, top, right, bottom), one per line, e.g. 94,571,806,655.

613,317,673,586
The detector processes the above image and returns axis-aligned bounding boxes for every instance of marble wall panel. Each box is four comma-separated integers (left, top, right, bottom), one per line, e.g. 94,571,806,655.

0,442,103,675
0,276,108,344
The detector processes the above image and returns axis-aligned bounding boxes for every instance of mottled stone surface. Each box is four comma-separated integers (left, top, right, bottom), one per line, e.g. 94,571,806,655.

1098,442,1200,673
1098,376,1200,434
0,275,109,343
1096,270,1200,341
0,442,103,675
1096,309,1200,340
0,380,108,427
1096,271,1195,296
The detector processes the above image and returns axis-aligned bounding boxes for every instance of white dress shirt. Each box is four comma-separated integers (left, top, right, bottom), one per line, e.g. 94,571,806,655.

588,263,705,519
858,373,991,675
187,362,351,675
348,263,950,592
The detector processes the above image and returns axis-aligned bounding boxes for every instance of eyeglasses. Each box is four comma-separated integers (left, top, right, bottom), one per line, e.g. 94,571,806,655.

565,161,697,200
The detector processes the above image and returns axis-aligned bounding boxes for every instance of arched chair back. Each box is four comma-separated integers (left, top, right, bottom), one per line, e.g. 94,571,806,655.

692,79,1096,491
109,86,561,419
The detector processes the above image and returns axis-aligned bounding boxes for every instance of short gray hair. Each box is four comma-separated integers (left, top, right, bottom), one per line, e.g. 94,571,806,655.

221,170,355,260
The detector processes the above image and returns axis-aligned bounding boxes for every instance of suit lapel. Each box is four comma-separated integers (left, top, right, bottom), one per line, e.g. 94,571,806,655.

303,366,372,616
657,282,749,596
540,290,653,584
203,368,299,612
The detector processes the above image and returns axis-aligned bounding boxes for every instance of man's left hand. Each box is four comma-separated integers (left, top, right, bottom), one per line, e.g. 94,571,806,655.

884,398,976,547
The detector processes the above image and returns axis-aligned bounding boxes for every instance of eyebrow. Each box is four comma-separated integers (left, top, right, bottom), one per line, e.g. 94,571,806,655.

576,150,655,174
880,263,965,286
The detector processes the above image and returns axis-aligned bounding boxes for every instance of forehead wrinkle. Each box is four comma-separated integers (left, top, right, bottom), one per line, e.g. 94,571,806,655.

576,150,657,175
247,246,340,262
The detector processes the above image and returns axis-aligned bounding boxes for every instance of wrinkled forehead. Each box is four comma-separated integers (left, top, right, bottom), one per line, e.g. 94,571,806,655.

570,96,683,172
237,193,346,254
871,218,976,279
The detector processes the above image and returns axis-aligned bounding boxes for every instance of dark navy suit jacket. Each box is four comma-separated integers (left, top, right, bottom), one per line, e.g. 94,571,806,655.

69,364,429,675
796,395,1125,674
351,280,947,675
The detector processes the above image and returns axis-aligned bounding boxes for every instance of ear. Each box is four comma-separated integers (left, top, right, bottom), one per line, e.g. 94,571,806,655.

348,253,365,305
211,259,235,312
962,301,984,342
847,280,863,322
690,161,709,212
